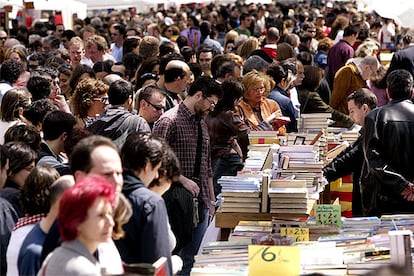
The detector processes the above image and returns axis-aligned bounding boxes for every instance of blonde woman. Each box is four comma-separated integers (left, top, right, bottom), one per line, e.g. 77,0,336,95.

237,70,286,135
5,47,27,70
237,37,260,60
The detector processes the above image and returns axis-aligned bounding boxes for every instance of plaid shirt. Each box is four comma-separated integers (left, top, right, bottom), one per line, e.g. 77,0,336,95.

153,103,212,206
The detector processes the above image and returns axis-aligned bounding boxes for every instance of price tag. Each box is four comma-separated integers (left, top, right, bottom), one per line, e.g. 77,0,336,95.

280,227,309,242
248,245,300,276
315,204,342,227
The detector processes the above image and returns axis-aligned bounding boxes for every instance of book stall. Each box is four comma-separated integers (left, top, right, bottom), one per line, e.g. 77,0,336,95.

193,114,414,275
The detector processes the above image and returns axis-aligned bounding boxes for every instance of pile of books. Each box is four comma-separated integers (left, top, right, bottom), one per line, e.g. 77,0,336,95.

192,240,249,275
228,220,273,242
297,113,331,133
268,184,317,216
276,145,325,192
218,176,261,213
248,131,279,145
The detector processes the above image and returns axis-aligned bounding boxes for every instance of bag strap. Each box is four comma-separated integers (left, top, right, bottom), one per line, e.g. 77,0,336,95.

193,119,203,179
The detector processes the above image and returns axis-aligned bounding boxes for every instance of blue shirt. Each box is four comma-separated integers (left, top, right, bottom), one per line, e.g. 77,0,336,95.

18,223,47,276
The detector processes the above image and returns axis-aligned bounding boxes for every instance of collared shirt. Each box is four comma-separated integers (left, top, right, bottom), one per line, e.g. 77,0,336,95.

153,103,212,206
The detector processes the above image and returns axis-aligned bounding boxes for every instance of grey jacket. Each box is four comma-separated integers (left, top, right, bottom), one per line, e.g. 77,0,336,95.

38,240,101,276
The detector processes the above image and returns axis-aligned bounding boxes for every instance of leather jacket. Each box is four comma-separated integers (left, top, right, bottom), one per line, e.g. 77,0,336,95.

361,99,414,216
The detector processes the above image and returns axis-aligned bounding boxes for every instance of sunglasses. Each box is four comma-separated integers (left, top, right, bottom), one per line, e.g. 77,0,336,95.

93,97,109,104
144,99,164,111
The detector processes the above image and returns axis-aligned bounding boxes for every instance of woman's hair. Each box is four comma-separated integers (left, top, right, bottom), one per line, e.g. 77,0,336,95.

69,64,96,93
4,124,41,151
355,41,379,58
57,64,73,78
0,87,31,122
21,166,60,216
5,141,37,176
112,193,132,240
212,79,245,114
134,56,160,90
317,37,334,52
71,78,108,118
121,132,165,172
370,64,388,89
242,69,274,98
58,175,116,241
224,30,239,48
300,65,325,91
148,146,180,188
237,37,260,60
276,42,296,61
5,47,27,64
329,15,349,40
93,61,112,75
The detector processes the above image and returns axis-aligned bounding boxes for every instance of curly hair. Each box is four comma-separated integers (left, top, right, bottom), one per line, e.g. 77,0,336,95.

71,78,108,119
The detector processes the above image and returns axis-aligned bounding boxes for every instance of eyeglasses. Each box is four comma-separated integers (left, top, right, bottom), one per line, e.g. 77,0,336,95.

0,37,7,41
203,96,217,108
110,33,119,36
93,97,109,104
144,99,165,111
140,73,159,80
252,87,266,94
166,29,173,33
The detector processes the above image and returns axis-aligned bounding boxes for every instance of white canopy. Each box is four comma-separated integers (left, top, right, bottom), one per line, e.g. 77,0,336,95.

23,0,87,29
360,0,414,29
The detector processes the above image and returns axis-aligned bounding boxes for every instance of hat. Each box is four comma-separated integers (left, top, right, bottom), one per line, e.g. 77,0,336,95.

250,49,273,63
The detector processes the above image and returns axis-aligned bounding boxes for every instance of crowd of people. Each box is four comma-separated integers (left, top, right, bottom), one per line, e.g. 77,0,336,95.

1,0,414,275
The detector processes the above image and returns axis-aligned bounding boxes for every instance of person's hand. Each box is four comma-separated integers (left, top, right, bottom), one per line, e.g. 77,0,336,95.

265,110,282,124
401,183,414,201
179,175,200,197
52,95,72,114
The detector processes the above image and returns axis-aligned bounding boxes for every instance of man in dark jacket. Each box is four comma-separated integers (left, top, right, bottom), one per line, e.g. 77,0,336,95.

361,69,414,216
86,79,150,147
116,133,172,275
387,32,414,78
323,88,377,216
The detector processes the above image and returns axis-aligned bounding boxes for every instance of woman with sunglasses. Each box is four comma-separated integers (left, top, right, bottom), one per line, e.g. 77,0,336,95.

71,78,109,128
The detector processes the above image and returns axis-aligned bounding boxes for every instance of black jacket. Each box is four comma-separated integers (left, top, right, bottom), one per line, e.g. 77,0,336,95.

115,172,172,275
361,99,414,216
323,133,363,216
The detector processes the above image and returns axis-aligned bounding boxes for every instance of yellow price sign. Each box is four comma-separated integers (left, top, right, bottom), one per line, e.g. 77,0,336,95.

248,245,300,276
280,227,309,242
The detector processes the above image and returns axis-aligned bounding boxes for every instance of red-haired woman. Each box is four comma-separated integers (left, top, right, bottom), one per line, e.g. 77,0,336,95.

38,175,116,276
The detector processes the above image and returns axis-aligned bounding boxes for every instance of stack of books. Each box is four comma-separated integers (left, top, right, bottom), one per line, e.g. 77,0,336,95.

297,113,331,133
192,240,249,275
218,176,261,213
228,221,273,242
275,145,325,192
268,185,317,216
340,130,360,144
248,131,279,145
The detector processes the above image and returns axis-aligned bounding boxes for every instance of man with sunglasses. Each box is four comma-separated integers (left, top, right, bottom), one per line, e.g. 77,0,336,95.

86,79,150,148
137,85,166,129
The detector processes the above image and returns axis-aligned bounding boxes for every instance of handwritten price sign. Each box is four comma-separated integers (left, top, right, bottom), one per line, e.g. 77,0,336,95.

280,227,309,242
248,245,300,276
315,204,342,227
